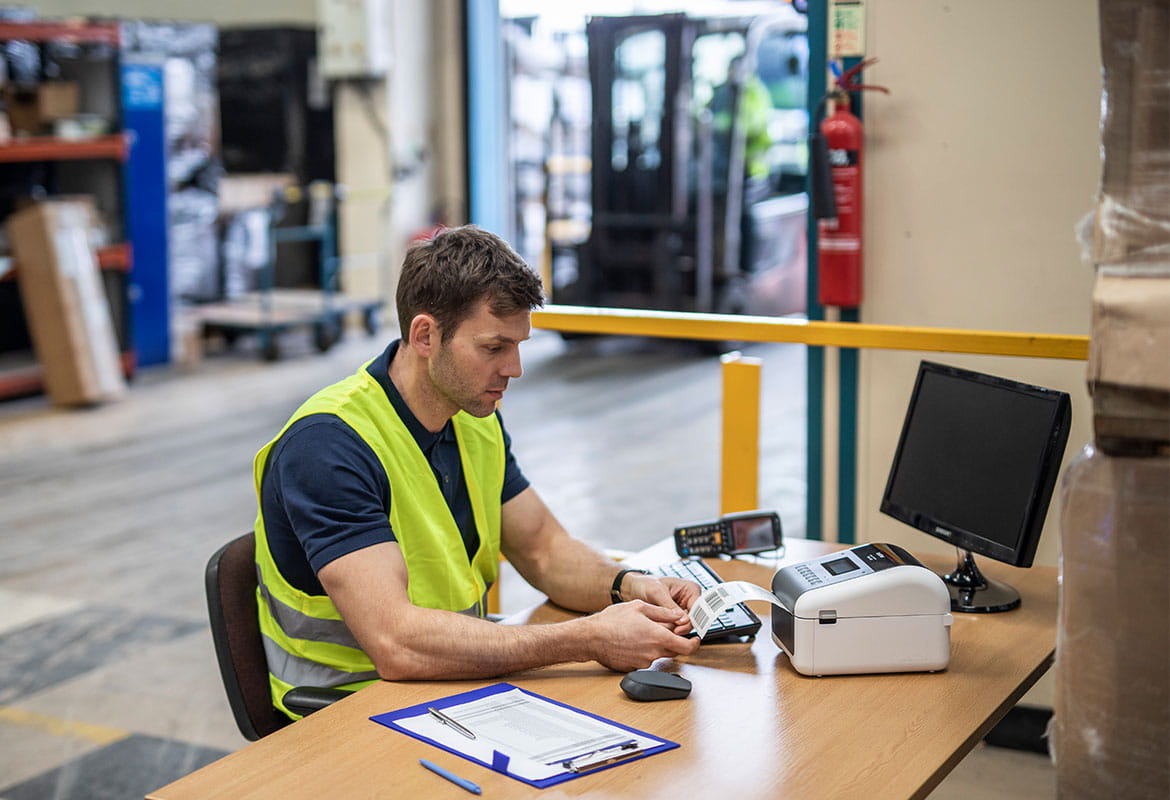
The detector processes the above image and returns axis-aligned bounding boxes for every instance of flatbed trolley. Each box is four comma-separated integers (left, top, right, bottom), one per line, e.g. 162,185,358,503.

197,181,383,361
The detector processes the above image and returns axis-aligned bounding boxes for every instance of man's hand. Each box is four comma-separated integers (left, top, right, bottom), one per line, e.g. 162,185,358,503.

583,601,701,672
621,574,702,635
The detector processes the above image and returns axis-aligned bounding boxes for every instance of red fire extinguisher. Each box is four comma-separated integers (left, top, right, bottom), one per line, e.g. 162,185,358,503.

812,60,889,308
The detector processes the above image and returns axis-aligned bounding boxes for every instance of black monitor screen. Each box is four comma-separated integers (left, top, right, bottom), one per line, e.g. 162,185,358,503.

879,361,1071,568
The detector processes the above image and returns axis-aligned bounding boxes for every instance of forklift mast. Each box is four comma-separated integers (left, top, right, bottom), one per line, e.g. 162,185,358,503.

560,9,809,317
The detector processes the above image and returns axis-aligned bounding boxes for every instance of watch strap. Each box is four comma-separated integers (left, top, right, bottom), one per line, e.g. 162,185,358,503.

610,568,650,604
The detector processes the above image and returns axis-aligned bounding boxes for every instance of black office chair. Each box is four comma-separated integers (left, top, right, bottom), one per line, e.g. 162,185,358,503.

205,532,352,740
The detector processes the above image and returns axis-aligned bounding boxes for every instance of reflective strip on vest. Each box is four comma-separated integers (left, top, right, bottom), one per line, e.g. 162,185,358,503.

260,635,380,688
259,569,489,644
257,574,363,650
258,567,489,688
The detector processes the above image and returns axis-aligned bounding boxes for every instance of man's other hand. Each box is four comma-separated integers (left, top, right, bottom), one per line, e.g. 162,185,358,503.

584,600,701,672
623,574,701,635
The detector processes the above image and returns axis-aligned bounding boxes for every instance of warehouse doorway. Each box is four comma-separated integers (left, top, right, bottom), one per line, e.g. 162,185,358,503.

497,2,811,321
468,1,811,542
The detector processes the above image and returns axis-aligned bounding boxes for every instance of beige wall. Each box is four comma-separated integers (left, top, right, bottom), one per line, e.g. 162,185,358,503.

838,0,1100,566
326,0,466,313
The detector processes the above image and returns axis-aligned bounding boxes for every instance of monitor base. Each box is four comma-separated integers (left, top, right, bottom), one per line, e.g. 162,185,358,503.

942,549,1021,613
945,579,1021,613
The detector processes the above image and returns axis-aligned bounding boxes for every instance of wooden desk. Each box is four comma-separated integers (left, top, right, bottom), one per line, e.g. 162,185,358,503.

150,539,1056,799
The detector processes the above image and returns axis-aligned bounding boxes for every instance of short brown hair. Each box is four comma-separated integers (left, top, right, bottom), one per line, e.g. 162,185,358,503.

396,225,545,341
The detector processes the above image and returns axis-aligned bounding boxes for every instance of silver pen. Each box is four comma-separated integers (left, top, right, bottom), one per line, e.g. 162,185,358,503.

428,706,476,739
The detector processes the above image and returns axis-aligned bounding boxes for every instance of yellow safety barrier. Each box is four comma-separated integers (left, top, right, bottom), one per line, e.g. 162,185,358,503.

533,304,1090,521
533,305,1090,361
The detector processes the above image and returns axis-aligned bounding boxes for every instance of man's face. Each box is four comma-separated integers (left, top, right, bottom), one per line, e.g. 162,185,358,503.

427,299,530,418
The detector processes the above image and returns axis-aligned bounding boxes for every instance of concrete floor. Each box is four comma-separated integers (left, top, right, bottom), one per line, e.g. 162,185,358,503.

0,327,1055,798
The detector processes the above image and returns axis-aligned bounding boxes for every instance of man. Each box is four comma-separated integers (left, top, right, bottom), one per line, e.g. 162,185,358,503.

708,55,774,275
254,225,701,718
710,55,773,188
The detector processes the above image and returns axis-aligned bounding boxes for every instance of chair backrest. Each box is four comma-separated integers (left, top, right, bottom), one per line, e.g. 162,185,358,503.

205,532,291,741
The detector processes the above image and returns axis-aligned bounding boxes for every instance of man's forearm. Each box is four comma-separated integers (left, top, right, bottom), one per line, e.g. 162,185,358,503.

367,606,599,680
506,532,622,613
500,487,625,613
364,597,698,680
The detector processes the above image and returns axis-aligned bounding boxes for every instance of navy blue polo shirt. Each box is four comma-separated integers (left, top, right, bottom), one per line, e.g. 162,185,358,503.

260,340,530,595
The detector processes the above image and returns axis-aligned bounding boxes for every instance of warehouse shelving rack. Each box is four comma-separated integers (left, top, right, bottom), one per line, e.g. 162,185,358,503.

0,19,140,400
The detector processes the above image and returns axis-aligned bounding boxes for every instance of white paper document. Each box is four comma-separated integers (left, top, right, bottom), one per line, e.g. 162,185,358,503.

395,688,660,780
689,579,783,639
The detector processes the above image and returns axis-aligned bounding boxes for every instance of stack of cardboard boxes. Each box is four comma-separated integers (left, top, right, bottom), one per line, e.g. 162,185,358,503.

5,200,126,407
1052,1,1169,797
2,81,80,136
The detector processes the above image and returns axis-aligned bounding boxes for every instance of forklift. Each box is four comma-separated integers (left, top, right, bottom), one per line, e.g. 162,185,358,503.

553,8,809,321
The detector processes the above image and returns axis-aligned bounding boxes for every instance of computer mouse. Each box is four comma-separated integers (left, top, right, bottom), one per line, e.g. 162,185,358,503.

620,670,692,702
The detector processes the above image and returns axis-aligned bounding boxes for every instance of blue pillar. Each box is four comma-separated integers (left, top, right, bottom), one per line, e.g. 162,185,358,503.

834,56,864,546
466,0,510,237
121,58,170,366
805,0,829,540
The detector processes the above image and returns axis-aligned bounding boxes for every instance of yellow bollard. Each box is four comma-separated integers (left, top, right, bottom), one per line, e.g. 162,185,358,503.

720,352,762,515
485,576,501,616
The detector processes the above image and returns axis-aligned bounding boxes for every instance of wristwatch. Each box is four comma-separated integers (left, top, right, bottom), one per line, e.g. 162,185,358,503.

610,568,649,604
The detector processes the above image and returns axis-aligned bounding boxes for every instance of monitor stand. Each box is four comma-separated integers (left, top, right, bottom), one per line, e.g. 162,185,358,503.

941,549,1021,613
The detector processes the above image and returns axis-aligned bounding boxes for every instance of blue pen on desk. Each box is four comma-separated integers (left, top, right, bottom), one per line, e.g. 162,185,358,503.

420,758,482,795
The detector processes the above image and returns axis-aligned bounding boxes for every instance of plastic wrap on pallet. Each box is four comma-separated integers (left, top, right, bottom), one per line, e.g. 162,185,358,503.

122,20,220,165
221,207,273,299
1086,0,1170,272
170,188,220,301
1054,444,1170,799
120,19,218,59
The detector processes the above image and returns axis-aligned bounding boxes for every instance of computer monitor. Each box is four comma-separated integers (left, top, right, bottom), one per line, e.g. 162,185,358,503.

879,361,1071,613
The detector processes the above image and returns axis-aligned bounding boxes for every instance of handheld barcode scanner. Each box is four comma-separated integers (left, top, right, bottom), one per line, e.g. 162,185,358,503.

770,543,953,676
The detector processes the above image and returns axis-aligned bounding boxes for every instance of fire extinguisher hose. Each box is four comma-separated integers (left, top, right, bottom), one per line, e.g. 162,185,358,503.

808,59,890,222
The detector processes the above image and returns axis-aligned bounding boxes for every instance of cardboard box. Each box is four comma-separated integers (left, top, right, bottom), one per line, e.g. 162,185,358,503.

218,173,296,215
1092,0,1170,267
6,200,126,407
3,82,81,135
1053,445,1169,799
1088,273,1170,452
1086,0,1170,452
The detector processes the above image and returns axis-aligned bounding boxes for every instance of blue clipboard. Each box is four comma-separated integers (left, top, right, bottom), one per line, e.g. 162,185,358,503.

370,682,679,788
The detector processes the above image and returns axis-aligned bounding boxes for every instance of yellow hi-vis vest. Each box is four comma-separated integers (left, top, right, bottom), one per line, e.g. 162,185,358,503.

252,359,504,718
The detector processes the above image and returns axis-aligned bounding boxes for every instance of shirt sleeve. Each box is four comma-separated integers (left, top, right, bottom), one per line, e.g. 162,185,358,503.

263,414,395,579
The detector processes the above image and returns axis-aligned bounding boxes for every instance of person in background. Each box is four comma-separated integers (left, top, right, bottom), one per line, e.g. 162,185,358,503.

253,225,701,718
710,54,774,188
709,55,774,273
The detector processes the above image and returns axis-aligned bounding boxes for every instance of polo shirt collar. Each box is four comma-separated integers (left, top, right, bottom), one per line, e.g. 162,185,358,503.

366,340,454,451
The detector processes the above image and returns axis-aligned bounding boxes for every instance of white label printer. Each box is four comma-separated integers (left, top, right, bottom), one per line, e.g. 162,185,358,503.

770,543,953,676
